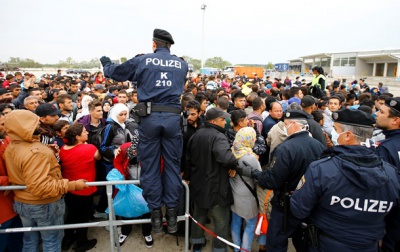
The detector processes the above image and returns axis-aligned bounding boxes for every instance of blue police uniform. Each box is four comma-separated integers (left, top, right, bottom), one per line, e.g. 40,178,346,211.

103,47,188,213
376,129,400,251
253,130,325,252
291,146,400,252
376,129,400,169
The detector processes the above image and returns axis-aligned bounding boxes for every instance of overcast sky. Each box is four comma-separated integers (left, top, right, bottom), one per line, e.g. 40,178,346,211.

1,0,399,65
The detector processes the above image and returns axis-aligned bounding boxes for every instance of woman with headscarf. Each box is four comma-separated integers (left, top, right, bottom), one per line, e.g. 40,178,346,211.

230,127,262,252
102,100,111,119
95,103,132,219
75,95,93,121
99,103,131,173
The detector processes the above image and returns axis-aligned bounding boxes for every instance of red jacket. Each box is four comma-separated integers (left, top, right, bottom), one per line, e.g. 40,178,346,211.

0,136,17,224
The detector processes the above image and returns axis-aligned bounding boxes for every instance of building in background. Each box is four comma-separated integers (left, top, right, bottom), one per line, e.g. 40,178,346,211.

288,49,400,79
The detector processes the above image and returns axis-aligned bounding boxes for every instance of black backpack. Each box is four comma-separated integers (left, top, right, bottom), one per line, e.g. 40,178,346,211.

88,125,108,149
310,84,325,99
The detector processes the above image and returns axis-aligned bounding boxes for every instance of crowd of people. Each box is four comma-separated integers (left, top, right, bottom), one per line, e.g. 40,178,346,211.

0,65,399,252
0,30,399,252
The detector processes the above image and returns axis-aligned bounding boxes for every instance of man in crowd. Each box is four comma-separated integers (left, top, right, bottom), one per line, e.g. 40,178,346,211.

301,95,327,146
57,94,74,124
291,109,399,252
29,88,44,103
23,96,39,112
238,110,325,251
262,101,283,138
35,103,60,145
4,110,88,251
323,96,341,135
185,108,236,252
68,81,79,102
247,96,265,135
228,91,246,112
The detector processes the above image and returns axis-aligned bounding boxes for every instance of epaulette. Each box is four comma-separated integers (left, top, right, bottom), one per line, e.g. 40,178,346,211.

135,54,145,57
310,155,332,167
172,55,186,62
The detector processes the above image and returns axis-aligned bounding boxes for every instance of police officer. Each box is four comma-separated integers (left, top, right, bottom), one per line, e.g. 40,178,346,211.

238,110,326,252
290,109,400,252
100,28,188,234
375,97,400,251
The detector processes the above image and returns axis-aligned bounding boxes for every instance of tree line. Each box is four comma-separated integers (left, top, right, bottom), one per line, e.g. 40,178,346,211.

2,56,275,71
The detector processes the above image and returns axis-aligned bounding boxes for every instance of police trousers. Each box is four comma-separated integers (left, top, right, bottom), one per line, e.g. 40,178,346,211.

266,203,305,252
138,112,183,210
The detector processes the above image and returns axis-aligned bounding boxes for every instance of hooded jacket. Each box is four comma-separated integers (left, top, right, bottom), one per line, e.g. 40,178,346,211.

4,110,77,205
291,146,400,251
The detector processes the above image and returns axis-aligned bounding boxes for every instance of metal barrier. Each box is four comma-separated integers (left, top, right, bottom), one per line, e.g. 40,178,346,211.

0,180,190,252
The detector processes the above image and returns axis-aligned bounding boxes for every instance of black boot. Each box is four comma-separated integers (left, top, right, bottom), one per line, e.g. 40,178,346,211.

166,208,178,233
151,209,163,234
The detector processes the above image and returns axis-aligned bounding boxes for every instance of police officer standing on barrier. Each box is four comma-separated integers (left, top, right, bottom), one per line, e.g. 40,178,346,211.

100,28,188,234
375,97,400,251
290,109,400,252
237,110,325,252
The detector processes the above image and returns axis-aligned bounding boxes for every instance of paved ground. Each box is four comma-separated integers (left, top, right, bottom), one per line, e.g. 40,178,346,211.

76,219,295,252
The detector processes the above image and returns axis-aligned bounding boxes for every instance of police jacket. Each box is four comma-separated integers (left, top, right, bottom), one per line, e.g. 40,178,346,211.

376,129,400,169
103,47,188,109
254,130,325,203
291,146,400,251
185,122,237,209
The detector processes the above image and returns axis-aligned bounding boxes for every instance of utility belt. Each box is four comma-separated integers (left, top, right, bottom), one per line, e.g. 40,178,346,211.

135,102,181,117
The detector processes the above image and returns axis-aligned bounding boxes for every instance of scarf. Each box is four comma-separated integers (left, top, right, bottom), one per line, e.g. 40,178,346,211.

109,103,129,129
232,127,257,159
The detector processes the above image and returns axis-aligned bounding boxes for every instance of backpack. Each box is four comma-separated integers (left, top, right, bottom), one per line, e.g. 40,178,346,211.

310,84,325,99
88,125,108,149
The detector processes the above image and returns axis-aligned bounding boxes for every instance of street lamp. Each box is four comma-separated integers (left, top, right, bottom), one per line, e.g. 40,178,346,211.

201,2,207,69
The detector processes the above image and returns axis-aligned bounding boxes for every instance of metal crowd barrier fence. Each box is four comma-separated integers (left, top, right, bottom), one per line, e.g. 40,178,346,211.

0,180,190,252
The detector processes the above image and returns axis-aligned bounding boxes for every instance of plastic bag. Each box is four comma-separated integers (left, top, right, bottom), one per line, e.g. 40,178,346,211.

105,169,150,218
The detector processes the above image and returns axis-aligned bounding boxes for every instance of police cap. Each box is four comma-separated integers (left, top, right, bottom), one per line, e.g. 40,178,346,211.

332,109,375,128
284,109,309,120
153,28,174,45
384,97,400,114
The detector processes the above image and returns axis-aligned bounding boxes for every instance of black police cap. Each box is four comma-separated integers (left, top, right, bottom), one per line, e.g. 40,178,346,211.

332,109,375,128
284,109,309,120
384,97,400,114
153,28,174,45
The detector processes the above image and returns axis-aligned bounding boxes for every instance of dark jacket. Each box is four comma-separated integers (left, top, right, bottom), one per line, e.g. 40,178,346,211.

181,119,203,173
254,131,325,200
376,129,400,169
77,114,107,133
305,112,327,147
99,121,131,163
185,122,237,208
291,146,400,251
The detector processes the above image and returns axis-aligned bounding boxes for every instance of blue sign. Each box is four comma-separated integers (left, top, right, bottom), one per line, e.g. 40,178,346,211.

274,63,289,71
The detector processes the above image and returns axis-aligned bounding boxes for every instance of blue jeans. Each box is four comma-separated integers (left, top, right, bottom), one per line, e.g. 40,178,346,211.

230,212,257,252
0,215,23,252
13,198,65,252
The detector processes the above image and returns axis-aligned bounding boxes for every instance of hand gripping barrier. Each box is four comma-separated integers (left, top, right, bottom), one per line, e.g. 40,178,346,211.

0,180,190,252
